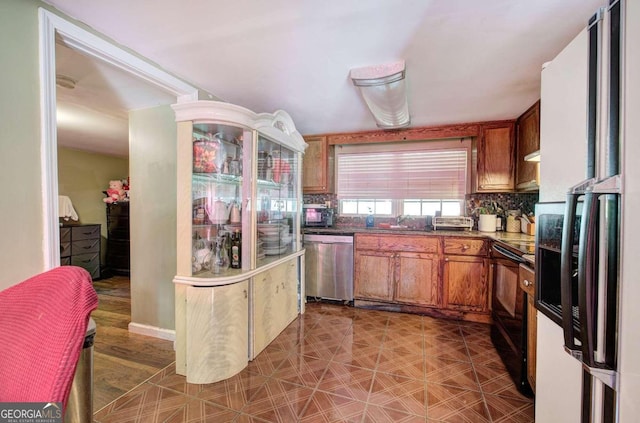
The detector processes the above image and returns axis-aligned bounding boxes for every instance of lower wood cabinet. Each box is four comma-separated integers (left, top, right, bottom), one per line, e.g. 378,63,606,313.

354,250,394,301
354,234,490,322
354,234,440,307
395,252,440,307
442,255,489,312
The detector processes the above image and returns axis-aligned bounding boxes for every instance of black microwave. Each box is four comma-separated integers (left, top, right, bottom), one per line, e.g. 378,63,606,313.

302,205,334,228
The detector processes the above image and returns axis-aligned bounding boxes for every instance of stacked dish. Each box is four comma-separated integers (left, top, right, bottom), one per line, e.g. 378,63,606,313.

258,222,291,255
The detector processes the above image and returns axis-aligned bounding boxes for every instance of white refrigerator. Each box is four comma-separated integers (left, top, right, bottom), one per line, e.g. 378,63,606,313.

536,0,640,421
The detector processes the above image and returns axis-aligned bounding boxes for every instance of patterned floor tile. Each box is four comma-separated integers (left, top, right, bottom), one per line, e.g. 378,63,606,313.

345,326,387,345
93,383,191,423
474,364,533,400
271,353,330,388
246,346,291,376
424,337,470,362
195,371,268,411
332,341,381,369
381,328,424,352
369,372,427,416
377,348,425,380
316,361,375,402
466,339,508,370
483,393,535,422
426,383,490,422
386,314,424,331
164,399,238,422
95,302,535,422
424,357,480,391
363,404,427,423
300,390,367,422
240,378,314,422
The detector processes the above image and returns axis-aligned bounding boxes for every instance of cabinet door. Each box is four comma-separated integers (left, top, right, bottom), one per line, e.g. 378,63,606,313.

516,101,540,189
477,122,516,192
354,250,394,301
185,280,249,384
395,252,439,307
252,259,300,358
443,255,488,311
302,136,332,193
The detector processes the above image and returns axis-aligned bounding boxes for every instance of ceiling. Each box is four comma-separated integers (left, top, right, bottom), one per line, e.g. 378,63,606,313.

48,0,604,158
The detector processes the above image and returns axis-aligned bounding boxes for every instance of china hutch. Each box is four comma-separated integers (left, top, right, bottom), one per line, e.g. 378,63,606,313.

172,101,307,384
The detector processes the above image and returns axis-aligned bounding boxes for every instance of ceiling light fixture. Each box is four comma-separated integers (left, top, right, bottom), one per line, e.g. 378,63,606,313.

350,61,410,129
56,74,77,90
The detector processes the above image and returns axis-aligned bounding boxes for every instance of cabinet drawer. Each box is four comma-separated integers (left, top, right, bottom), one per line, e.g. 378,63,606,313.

356,234,439,253
71,238,100,255
71,253,100,279
60,227,71,243
443,237,487,256
519,263,535,296
60,242,71,258
71,224,100,240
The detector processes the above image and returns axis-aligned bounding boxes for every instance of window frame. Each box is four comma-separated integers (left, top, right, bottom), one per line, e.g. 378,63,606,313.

336,139,471,217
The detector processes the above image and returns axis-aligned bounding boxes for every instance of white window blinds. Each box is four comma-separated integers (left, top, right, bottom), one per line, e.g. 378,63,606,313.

336,139,470,200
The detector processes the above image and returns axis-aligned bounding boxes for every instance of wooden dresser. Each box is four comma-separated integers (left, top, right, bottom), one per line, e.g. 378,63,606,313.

106,202,130,275
60,224,101,280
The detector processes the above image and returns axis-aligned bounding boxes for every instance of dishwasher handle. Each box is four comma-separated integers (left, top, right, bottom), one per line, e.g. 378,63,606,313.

303,234,354,244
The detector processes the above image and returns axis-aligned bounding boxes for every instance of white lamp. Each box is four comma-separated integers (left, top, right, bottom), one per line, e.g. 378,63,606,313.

350,61,410,129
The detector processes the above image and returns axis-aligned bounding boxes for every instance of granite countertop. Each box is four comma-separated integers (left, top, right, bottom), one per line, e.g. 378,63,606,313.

303,226,536,258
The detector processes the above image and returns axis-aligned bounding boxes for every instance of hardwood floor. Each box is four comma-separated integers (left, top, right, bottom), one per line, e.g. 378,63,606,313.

91,275,175,413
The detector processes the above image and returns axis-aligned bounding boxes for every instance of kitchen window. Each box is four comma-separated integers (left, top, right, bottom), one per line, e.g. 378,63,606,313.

336,139,471,216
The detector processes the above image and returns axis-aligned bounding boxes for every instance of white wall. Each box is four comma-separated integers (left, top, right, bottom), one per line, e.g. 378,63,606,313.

129,105,177,331
0,0,46,289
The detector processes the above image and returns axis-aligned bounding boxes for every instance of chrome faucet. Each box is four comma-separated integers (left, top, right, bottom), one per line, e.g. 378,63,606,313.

396,215,407,225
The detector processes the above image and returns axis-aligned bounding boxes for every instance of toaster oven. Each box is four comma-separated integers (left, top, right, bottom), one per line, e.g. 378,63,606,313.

302,204,334,228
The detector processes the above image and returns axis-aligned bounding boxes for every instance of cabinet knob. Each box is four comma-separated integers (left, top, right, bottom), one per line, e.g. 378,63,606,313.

524,279,532,287
462,244,470,250
444,258,449,262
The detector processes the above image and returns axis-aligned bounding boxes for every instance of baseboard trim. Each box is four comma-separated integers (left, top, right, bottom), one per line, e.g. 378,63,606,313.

128,322,176,342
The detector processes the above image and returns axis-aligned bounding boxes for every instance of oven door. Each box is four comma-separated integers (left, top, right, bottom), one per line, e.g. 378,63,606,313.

492,245,527,347
490,243,532,396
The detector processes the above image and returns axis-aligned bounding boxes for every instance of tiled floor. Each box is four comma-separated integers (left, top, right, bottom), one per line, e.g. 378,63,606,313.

94,302,534,422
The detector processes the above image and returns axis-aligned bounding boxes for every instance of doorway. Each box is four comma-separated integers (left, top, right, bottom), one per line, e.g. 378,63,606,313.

39,8,198,270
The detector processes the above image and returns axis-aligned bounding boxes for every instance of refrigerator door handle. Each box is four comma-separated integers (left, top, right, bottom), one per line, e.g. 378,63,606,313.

578,191,599,368
561,191,582,358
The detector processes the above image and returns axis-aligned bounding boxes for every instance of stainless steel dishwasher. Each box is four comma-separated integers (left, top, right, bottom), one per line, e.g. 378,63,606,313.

303,233,354,302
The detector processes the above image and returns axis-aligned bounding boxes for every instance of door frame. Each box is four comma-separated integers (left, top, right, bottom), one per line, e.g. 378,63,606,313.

38,8,199,269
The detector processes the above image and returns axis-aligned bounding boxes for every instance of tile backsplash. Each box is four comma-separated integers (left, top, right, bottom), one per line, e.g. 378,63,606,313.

303,192,539,230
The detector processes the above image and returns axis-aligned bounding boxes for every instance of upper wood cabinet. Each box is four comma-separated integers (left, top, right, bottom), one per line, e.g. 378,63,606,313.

516,101,541,190
302,135,333,193
476,122,516,192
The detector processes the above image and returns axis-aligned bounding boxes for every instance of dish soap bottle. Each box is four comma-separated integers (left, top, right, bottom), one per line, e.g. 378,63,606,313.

365,208,374,228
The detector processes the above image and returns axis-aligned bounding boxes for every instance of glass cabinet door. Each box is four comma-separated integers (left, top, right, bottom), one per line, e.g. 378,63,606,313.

191,123,245,276
256,135,300,264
